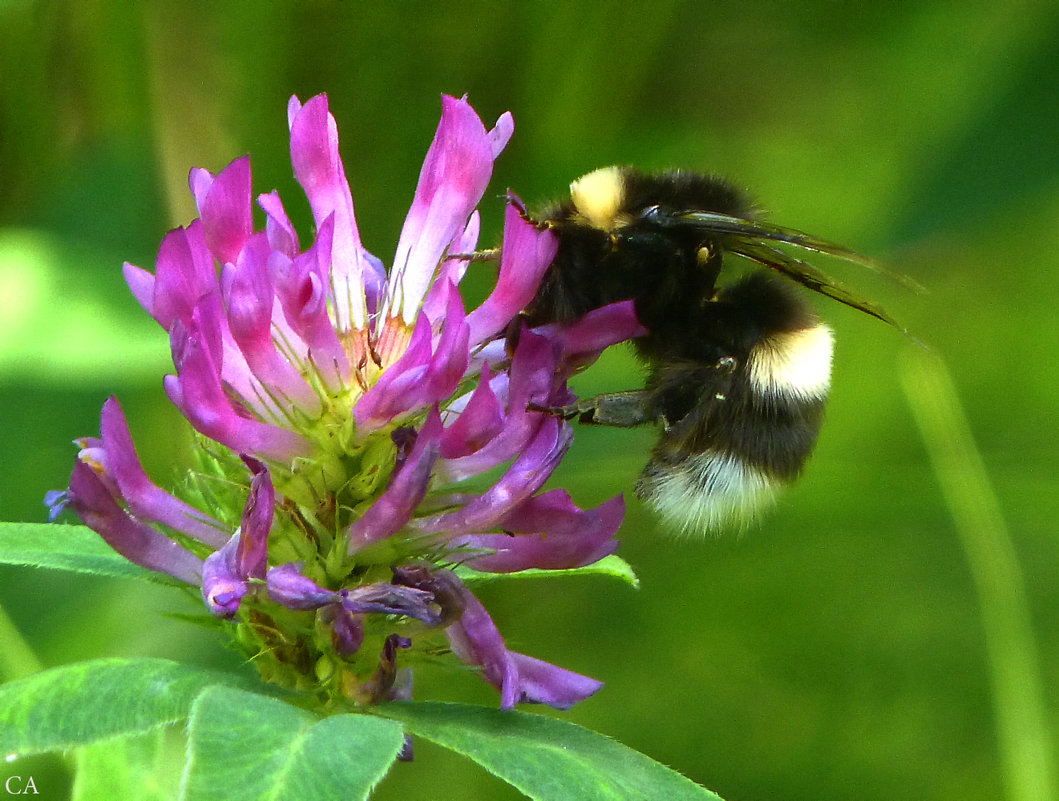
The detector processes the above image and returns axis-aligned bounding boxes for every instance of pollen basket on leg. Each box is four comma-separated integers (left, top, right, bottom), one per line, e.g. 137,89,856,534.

747,324,833,401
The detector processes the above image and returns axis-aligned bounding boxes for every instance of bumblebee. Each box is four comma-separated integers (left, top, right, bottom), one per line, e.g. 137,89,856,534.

519,165,904,533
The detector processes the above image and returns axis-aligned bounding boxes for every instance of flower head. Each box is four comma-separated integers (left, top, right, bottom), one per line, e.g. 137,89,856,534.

51,94,643,710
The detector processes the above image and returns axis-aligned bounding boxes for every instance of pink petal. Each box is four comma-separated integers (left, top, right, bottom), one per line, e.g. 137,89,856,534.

389,95,503,325
354,312,434,429
99,397,227,547
68,460,203,585
440,363,503,459
456,492,624,572
465,200,559,347
258,190,300,259
288,93,373,330
195,155,254,268
348,408,444,550
223,233,320,412
272,214,351,388
420,211,480,325
164,328,313,462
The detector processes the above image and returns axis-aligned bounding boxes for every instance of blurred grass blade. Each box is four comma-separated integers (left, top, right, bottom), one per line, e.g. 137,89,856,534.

901,347,1056,801
0,603,43,682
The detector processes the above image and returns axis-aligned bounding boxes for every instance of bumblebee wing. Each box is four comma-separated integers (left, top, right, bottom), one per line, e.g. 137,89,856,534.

654,209,924,284
645,207,915,335
725,239,905,329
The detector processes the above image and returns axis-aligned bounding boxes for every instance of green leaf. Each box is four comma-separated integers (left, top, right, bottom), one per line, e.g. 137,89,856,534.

0,522,162,583
72,729,185,801
73,739,133,801
374,702,722,801
456,554,639,590
183,686,405,801
0,658,252,755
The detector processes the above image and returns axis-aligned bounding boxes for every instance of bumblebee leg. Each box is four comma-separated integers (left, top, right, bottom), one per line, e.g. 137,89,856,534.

530,391,652,427
444,248,500,263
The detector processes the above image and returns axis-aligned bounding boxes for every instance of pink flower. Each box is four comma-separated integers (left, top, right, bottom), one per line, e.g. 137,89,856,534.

51,94,643,710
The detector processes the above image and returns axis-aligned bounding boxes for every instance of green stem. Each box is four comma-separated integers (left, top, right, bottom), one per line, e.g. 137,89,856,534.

900,347,1055,801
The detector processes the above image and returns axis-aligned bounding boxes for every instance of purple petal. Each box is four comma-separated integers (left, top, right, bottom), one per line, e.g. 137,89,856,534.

455,492,624,572
235,456,273,580
420,211,480,325
202,533,248,618
266,563,339,609
328,604,365,656
438,573,521,709
392,563,595,709
353,312,434,428
288,93,375,331
360,634,413,705
440,363,504,459
432,565,601,708
68,460,203,584
508,652,603,710
436,327,558,482
348,408,443,550
193,155,254,268
341,584,440,625
544,300,647,367
44,489,70,521
222,233,320,413
99,397,227,547
272,214,351,388
258,190,300,259
464,201,559,347
428,417,570,536
164,327,313,462
389,95,504,325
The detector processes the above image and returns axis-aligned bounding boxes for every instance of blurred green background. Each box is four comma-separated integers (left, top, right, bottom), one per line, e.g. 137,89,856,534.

2,1,1057,800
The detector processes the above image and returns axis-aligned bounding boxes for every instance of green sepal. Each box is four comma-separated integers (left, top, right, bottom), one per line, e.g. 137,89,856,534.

455,553,639,589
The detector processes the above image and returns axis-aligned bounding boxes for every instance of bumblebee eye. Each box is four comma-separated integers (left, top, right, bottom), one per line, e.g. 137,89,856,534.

640,204,664,222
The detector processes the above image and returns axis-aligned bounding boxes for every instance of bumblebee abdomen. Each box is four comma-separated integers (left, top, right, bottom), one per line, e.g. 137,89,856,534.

636,282,834,534
636,391,828,534
636,450,779,534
